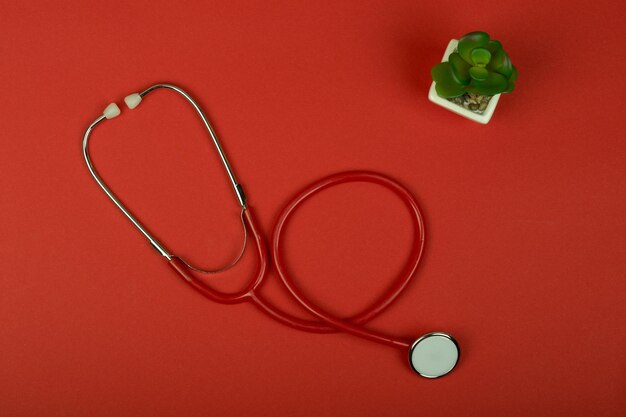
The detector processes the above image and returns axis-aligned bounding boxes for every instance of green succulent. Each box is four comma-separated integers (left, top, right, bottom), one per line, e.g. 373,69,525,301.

431,31,517,98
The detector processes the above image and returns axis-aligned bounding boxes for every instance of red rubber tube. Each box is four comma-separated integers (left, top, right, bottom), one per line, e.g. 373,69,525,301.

269,171,424,349
169,171,425,350
169,208,268,304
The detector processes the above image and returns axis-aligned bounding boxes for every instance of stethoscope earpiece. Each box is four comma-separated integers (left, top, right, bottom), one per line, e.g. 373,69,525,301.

409,332,460,378
124,93,142,109
103,103,121,119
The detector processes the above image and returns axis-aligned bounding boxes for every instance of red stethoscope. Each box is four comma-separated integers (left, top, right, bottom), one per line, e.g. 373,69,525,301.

83,83,460,378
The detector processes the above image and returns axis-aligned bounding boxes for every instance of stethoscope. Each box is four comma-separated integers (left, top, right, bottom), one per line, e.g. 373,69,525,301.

82,83,460,378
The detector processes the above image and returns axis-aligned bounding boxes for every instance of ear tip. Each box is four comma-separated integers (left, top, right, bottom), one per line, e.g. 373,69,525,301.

103,103,121,119
124,93,142,109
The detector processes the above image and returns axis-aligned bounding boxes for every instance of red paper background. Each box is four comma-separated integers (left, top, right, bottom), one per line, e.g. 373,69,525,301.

1,1,625,416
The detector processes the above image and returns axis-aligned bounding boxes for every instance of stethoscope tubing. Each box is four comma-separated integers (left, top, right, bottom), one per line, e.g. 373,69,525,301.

271,171,425,349
170,171,424,350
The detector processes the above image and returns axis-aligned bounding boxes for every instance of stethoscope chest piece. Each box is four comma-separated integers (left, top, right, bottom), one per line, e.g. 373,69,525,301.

409,332,460,378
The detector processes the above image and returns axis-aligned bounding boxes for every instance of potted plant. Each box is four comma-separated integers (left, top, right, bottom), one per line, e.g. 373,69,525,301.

428,31,517,124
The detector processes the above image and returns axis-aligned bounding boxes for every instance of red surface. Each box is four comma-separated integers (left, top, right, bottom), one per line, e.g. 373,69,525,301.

1,1,625,416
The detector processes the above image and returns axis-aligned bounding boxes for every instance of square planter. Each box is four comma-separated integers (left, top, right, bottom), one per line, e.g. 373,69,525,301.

428,39,501,124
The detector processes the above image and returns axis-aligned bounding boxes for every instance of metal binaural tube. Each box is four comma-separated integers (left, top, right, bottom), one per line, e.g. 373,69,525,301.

139,84,247,208
82,114,173,259
82,83,248,271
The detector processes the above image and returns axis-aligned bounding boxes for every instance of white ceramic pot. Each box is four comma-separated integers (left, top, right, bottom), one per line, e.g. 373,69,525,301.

428,39,501,124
